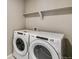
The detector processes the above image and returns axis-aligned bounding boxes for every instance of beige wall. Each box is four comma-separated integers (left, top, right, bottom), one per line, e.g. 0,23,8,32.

25,0,72,13
25,0,72,44
7,0,25,55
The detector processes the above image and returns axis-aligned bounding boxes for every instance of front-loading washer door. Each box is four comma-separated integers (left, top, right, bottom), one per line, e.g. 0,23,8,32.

29,40,60,59
13,36,28,56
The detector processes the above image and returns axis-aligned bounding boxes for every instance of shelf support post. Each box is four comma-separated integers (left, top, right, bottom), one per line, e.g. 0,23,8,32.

39,11,44,20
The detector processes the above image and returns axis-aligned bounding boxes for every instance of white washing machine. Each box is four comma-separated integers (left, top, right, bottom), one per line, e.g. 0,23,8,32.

29,31,64,59
13,30,30,59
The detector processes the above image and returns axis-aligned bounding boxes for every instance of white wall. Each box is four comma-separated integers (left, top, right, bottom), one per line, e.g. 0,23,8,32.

25,0,72,44
7,0,25,55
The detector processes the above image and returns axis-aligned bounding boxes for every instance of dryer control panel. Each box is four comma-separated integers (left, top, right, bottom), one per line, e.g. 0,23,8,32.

36,36,48,40
17,32,23,35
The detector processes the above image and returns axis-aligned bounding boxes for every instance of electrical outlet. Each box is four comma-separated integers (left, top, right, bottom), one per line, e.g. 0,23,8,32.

33,27,38,31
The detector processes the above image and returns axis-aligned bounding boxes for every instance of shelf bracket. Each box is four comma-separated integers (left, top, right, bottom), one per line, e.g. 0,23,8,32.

38,11,44,20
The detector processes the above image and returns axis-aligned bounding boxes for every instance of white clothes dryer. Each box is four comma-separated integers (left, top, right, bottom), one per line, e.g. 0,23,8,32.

13,30,30,59
29,31,64,59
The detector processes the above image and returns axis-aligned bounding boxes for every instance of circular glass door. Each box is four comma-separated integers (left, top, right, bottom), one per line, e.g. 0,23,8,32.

16,38,25,51
34,45,52,59
29,40,59,59
13,36,27,56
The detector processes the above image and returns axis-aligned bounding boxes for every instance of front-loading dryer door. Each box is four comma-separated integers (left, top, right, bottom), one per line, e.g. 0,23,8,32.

29,40,60,59
13,36,28,56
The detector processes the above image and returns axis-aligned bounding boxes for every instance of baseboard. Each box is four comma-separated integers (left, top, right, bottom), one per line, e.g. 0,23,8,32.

7,54,14,59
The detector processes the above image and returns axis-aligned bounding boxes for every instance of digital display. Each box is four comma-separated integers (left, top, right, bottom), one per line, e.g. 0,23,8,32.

17,32,23,35
36,36,48,40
